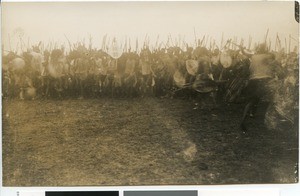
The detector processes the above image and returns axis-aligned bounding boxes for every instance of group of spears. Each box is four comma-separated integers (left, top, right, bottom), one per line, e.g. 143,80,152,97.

2,33,298,111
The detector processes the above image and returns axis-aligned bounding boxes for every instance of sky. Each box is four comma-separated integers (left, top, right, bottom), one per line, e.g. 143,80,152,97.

1,1,299,52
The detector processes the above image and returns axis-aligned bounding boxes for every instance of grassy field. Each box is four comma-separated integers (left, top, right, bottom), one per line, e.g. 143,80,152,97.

2,97,298,186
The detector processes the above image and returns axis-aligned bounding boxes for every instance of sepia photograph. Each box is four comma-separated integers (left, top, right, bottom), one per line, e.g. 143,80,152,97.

1,1,299,186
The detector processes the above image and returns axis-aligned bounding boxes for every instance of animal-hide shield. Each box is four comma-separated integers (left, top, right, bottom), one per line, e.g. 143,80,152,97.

220,51,232,68
9,58,26,73
108,40,123,59
186,60,199,76
192,73,217,93
173,70,186,88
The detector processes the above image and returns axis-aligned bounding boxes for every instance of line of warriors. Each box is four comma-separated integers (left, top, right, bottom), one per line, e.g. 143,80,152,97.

2,41,298,106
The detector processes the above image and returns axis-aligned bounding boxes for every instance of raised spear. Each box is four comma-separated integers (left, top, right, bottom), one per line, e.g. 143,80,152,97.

143,34,148,49
288,34,291,54
124,36,128,52
128,37,131,51
264,28,269,44
155,35,160,49
221,32,224,49
8,33,12,51
135,37,138,52
169,34,174,47
193,27,197,47
275,36,278,52
285,37,287,54
277,34,282,49
88,33,92,51
200,35,206,46
101,34,107,51
64,34,73,51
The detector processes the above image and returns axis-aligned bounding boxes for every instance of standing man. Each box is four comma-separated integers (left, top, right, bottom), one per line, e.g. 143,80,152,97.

140,48,154,96
240,43,283,131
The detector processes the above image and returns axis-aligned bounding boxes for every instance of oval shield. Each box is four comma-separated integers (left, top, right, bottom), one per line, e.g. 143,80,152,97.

186,59,199,76
220,52,232,68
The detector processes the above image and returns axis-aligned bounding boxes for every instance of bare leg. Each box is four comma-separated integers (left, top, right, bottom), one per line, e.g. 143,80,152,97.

241,101,254,132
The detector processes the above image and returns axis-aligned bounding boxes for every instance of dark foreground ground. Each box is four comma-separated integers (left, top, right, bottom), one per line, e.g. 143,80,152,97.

2,97,299,186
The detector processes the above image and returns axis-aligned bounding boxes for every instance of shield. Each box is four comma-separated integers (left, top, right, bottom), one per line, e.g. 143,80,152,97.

173,70,186,88
186,60,199,76
192,74,217,93
108,40,123,59
220,51,232,68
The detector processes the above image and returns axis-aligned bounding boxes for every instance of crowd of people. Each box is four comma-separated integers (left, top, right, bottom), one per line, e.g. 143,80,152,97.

2,38,298,108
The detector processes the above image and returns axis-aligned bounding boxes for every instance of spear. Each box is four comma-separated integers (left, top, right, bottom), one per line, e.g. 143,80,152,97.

143,34,148,49
205,35,209,47
27,37,30,49
240,38,244,48
50,41,53,51
264,28,269,44
288,34,291,53
128,37,131,51
106,37,111,52
147,36,150,48
175,38,178,47
248,35,252,50
135,37,138,52
234,36,238,50
82,38,85,47
101,34,107,51
182,35,186,45
275,33,278,51
88,33,92,51
221,32,224,49
18,36,22,52
275,36,278,52
120,42,123,52
277,34,281,49
155,35,160,49
169,34,174,47
166,36,170,48
193,27,197,47
41,42,44,53
124,36,128,52
285,37,287,54
64,34,73,51
158,41,163,50
8,34,12,51
15,42,19,54
200,35,206,46
178,34,181,48
290,35,298,42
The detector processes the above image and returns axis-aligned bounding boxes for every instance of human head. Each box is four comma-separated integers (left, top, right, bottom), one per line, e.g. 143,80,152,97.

255,43,268,54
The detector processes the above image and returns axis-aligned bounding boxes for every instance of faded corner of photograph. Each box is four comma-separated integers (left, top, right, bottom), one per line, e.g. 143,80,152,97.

1,1,299,186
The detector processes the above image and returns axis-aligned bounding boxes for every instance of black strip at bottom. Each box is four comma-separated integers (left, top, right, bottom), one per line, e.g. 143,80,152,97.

46,191,119,196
